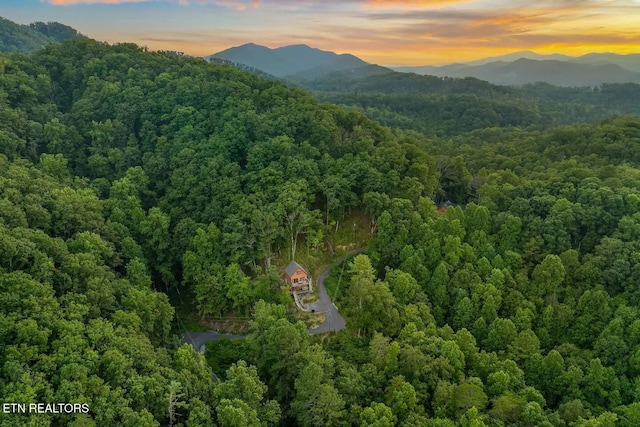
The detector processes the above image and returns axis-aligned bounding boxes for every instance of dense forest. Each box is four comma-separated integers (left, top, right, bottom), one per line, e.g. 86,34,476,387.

0,17,84,54
2,37,640,427
301,72,640,137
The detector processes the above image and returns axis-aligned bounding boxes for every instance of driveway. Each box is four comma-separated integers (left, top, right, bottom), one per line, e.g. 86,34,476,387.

308,248,364,334
181,248,364,347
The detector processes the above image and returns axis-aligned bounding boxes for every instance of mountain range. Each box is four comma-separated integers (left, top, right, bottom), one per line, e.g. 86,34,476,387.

3,10,639,88
209,43,640,87
394,51,640,86
208,43,390,80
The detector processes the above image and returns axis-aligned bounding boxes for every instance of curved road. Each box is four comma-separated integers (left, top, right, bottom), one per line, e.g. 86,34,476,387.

181,248,364,349
307,248,364,334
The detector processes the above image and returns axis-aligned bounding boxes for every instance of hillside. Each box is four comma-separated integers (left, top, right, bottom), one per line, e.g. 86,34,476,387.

395,51,640,86
300,70,640,136
3,37,640,426
395,50,574,72
0,16,52,53
209,42,390,79
0,16,84,53
396,58,640,87
571,52,640,73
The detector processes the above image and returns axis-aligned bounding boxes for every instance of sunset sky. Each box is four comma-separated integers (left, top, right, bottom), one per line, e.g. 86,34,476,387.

2,0,639,65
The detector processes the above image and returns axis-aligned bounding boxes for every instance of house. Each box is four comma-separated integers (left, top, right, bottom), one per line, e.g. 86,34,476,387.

437,200,465,213
284,260,312,293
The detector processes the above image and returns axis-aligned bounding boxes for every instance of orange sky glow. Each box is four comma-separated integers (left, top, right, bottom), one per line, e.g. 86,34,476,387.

5,0,640,65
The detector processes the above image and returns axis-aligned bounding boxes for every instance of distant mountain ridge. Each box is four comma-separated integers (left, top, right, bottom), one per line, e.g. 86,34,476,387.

394,51,640,87
0,16,85,53
208,43,391,79
211,44,640,87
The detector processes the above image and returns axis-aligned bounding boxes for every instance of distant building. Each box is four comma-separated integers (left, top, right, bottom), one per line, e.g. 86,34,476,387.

284,260,312,293
437,200,465,213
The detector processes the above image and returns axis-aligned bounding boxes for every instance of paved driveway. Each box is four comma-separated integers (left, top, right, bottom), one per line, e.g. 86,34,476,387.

308,248,364,334
181,248,364,347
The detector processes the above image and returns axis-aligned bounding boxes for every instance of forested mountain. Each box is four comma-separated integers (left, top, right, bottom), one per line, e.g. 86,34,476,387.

206,42,640,136
392,58,640,87
395,51,570,72
571,53,640,73
468,51,640,71
2,36,640,427
209,43,390,79
459,51,574,66
28,21,85,43
395,51,640,85
0,16,84,53
305,72,640,137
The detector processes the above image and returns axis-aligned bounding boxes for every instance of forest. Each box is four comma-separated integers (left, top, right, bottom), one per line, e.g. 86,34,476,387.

301,72,640,137
0,18,84,54
1,37,640,427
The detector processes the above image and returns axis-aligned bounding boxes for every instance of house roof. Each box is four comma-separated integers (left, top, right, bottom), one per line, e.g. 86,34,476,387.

284,260,308,277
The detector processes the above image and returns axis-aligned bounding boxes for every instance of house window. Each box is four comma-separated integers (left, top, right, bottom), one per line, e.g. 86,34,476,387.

293,278,298,283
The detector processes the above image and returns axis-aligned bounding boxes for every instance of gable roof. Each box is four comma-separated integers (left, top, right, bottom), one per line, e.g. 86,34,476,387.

285,260,308,277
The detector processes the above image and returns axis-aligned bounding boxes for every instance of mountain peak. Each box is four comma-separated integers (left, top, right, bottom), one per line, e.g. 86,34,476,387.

209,43,376,79
282,43,313,49
231,42,269,50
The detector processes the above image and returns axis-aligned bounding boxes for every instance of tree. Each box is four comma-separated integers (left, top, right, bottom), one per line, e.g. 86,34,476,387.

214,361,280,426
360,402,396,427
276,180,320,261
254,266,287,304
320,174,351,227
247,302,309,401
489,392,527,424
385,269,421,305
224,263,253,315
50,187,104,238
345,255,400,336
484,318,517,354
216,398,261,427
363,191,391,234
384,376,418,422
167,380,186,427
291,361,345,427
531,254,565,300
453,383,488,417
140,207,173,287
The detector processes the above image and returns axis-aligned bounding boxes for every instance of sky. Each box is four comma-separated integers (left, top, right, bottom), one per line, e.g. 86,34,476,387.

2,0,640,65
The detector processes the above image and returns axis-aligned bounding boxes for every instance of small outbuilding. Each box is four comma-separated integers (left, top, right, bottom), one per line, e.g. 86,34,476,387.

284,260,312,293
437,200,465,213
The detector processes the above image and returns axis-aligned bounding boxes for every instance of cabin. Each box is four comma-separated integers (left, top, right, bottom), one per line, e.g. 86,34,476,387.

284,260,312,293
437,200,465,213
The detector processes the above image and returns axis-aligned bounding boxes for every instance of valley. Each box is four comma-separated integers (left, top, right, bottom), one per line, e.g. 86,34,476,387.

2,12,640,427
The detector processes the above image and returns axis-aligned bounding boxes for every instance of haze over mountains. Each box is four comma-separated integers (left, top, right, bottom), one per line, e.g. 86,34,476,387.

210,42,640,87
3,9,640,89
395,51,640,86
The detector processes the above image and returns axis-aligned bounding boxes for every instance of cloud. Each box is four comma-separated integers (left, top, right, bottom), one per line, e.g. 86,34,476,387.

40,0,640,65
44,0,150,4
43,0,260,5
354,1,640,46
44,0,471,7
362,0,473,9
175,0,261,8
